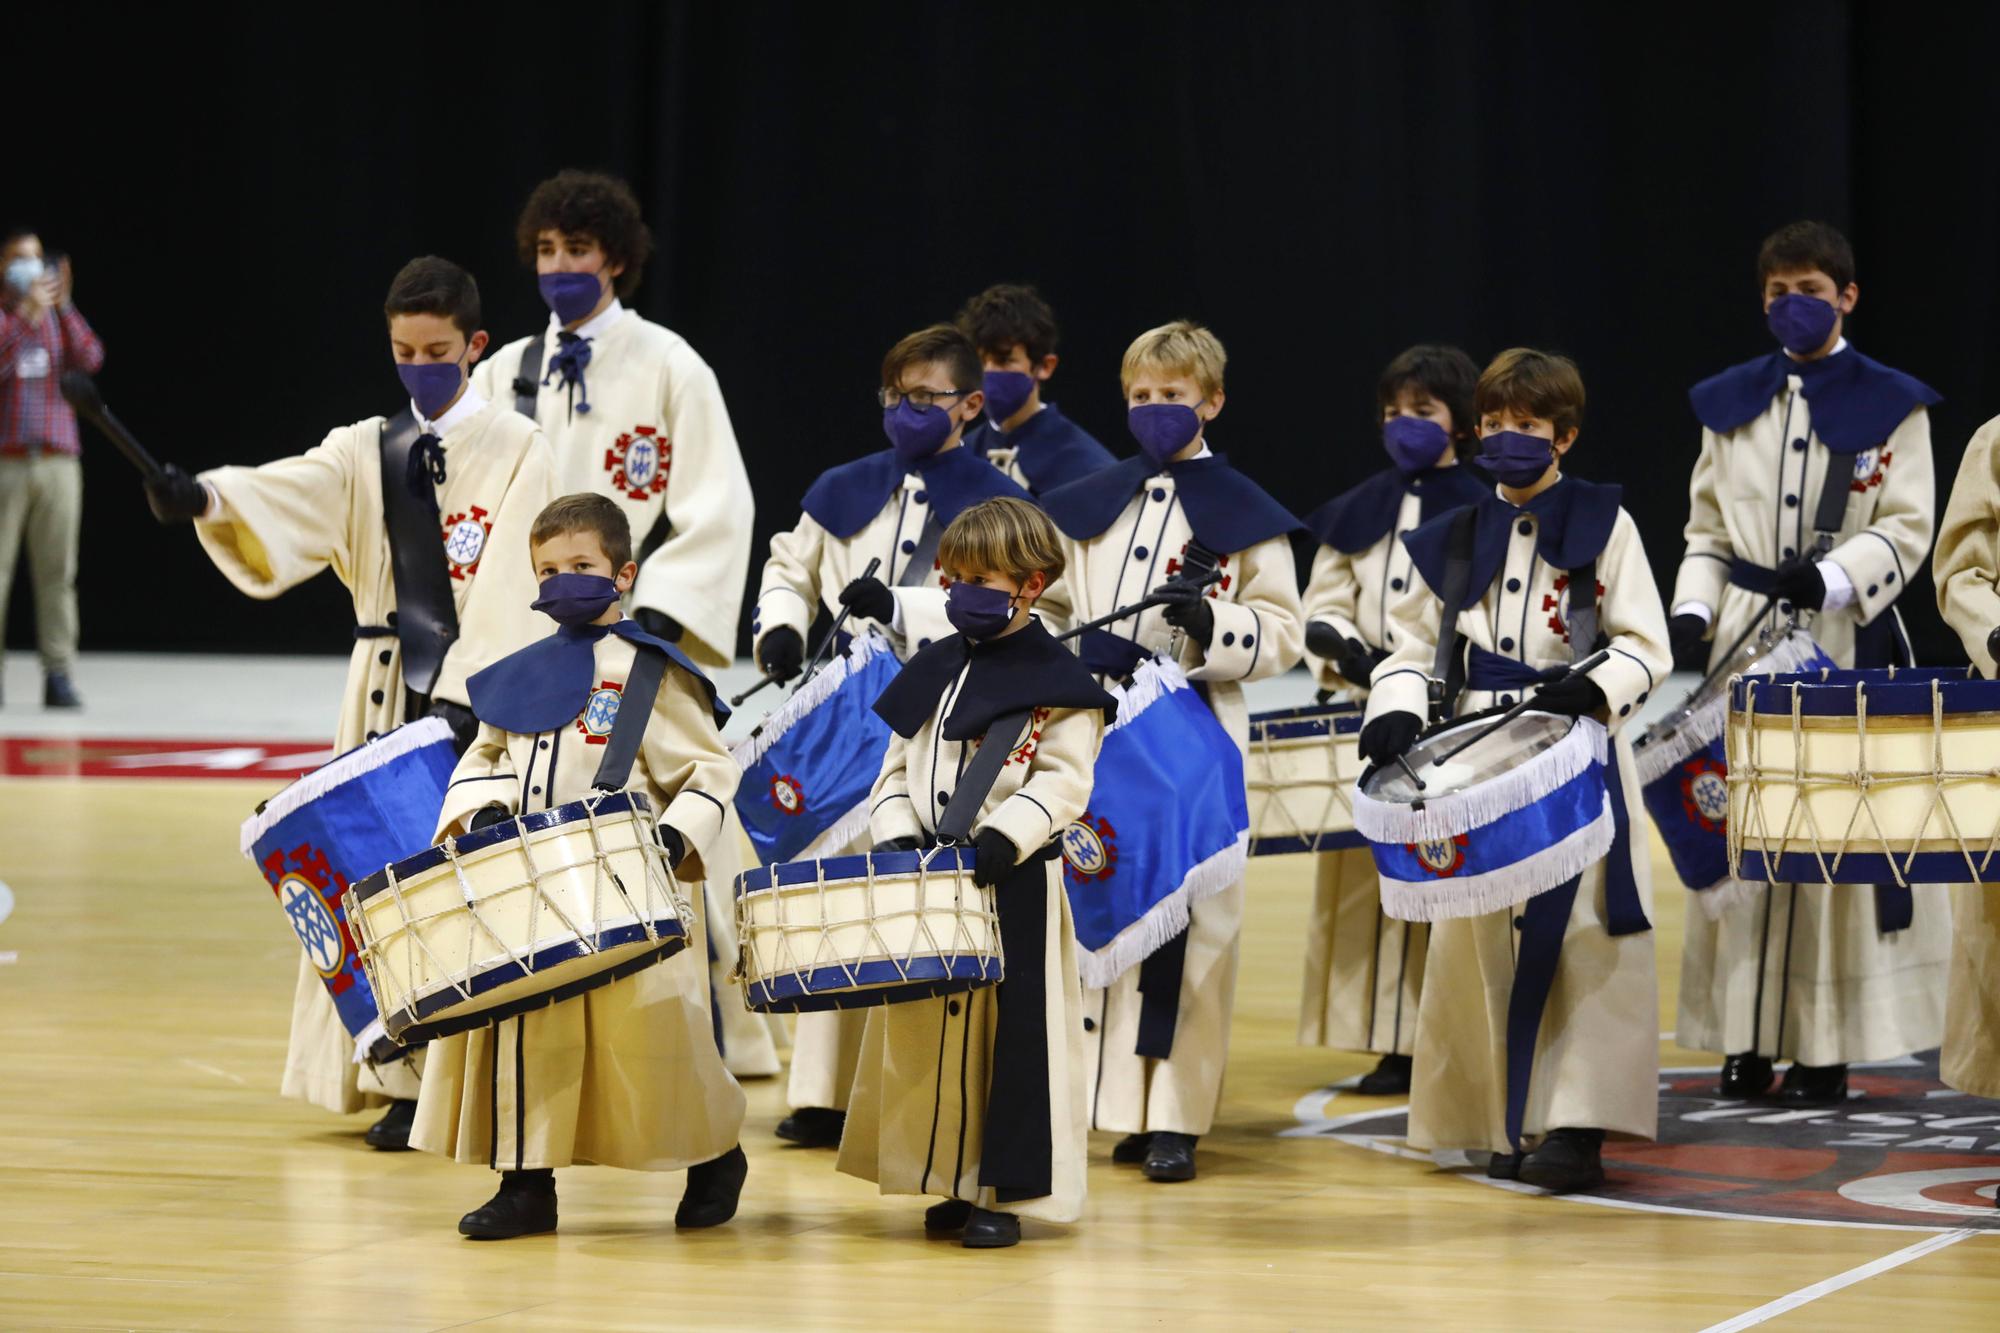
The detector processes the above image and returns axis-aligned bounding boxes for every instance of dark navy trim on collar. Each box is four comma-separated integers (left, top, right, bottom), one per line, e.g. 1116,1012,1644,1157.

467,618,727,734
799,445,1034,540
1306,462,1491,555
871,617,1117,741
1041,451,1301,552
1401,475,1622,613
1689,346,1941,453
967,403,1118,494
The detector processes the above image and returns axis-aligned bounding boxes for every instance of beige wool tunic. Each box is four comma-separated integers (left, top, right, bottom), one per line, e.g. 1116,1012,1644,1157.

194,394,556,1113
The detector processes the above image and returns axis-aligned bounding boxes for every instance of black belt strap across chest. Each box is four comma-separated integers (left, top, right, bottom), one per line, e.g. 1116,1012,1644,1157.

936,707,1034,846
378,409,458,698
1567,558,1601,663
1809,441,1853,553
592,644,670,792
897,512,944,588
1428,507,1478,720
512,335,546,419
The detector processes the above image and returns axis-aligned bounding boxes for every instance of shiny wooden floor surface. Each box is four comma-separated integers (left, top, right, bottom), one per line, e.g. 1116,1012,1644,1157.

2,777,1994,1331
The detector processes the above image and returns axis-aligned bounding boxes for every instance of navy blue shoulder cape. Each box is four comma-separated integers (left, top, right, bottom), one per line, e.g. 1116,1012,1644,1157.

799,444,1035,539
872,616,1117,742
1040,451,1301,552
967,403,1118,495
467,618,728,734
1306,461,1492,555
1688,345,1941,454
1401,475,1623,613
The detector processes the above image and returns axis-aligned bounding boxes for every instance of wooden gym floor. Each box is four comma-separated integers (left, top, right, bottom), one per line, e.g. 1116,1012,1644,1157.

2,773,1996,1331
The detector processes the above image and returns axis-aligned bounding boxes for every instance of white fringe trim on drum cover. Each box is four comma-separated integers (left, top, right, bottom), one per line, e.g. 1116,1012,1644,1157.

1693,874,1769,920
1351,716,1608,847
1105,652,1183,731
1378,802,1615,923
1631,633,1827,788
1075,830,1250,988
797,798,874,861
238,716,454,857
730,628,895,771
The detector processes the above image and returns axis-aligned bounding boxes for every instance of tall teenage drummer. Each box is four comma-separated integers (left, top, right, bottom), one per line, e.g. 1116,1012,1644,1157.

1297,345,1489,1095
1040,320,1304,1184
954,283,1116,494
473,169,776,1079
1358,348,1669,1192
1670,221,1948,1106
141,257,556,1141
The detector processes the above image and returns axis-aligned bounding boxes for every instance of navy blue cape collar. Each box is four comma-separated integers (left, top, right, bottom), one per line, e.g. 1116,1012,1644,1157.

466,618,727,734
965,404,1118,495
1040,451,1302,552
798,444,1034,540
871,616,1117,742
1401,475,1623,613
1688,345,1940,453
1306,462,1492,555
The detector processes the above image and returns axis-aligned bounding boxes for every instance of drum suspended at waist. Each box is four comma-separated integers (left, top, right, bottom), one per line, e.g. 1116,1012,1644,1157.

1245,701,1366,856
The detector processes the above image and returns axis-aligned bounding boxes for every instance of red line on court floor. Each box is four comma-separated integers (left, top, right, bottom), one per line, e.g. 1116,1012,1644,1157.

0,736,332,780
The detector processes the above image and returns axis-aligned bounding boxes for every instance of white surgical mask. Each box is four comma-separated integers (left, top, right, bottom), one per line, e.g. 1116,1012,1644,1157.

5,256,44,295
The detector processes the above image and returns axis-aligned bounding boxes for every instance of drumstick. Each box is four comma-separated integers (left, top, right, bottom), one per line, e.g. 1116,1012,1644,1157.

58,371,165,482
793,556,884,689
729,671,783,708
1632,593,1780,754
1427,648,1612,768
1054,568,1223,643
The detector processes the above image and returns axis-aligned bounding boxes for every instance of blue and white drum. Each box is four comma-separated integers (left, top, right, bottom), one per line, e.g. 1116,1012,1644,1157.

733,848,1001,1012
1353,711,1613,922
1245,701,1367,856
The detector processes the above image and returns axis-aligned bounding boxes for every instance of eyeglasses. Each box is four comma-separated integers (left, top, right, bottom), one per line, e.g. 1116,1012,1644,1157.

877,387,970,410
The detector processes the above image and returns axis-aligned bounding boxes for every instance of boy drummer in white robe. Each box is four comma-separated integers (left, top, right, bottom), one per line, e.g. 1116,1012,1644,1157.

1297,345,1489,1096
418,492,747,1239
142,257,556,1143
837,496,1113,1248
1668,221,1948,1106
471,168,775,1079
1039,320,1305,1184
750,324,1041,1147
1359,348,1670,1192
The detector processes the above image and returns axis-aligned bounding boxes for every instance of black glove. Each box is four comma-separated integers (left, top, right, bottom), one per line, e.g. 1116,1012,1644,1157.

1335,639,1381,688
144,464,209,523
1772,556,1826,611
1358,710,1423,767
1668,612,1710,674
757,626,805,681
634,607,683,642
1531,671,1608,719
839,576,897,624
1151,580,1215,646
1987,626,2000,675
873,836,921,853
468,805,510,832
971,827,1020,888
1304,619,1345,658
428,699,479,756
655,822,688,868
1313,687,1335,705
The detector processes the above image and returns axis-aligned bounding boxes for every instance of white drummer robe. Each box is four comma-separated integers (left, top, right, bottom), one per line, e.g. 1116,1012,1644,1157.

837,667,1105,1222
415,630,746,1172
1930,412,2000,1099
1366,479,1669,1151
1672,349,1947,1066
192,391,556,1113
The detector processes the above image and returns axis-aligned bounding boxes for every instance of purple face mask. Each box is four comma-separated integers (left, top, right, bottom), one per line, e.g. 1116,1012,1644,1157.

982,370,1037,424
398,360,464,420
882,399,957,466
532,572,621,627
1767,292,1840,356
538,271,604,325
1477,430,1556,488
1382,415,1452,472
1128,403,1203,466
945,581,1018,639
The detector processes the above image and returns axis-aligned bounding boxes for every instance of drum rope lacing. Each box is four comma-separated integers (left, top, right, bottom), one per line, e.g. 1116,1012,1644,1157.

1245,714,1357,851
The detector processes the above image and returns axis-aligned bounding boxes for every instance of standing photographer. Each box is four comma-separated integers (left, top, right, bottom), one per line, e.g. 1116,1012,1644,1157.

1,228,103,708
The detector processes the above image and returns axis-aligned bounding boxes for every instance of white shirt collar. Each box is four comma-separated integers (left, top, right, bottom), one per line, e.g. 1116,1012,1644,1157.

1151,441,1213,479
1785,335,1849,371
417,385,489,437
551,297,626,342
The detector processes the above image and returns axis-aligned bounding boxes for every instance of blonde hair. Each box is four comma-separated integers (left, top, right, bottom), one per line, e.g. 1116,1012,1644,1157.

1120,319,1226,398
530,492,633,567
938,496,1066,586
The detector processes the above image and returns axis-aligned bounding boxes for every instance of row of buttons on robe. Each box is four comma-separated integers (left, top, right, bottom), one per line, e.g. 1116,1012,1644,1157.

898,489,930,555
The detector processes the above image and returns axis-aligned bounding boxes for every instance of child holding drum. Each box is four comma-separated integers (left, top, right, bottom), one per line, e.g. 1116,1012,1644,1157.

1297,344,1490,1095
414,492,748,1239
837,495,1114,1248
1356,348,1670,1192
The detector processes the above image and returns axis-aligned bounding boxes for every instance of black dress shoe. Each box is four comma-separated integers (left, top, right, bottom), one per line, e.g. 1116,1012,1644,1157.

1517,1128,1606,1194
364,1098,417,1151
1779,1062,1849,1107
1356,1053,1413,1096
774,1107,846,1148
1718,1052,1775,1099
43,673,81,709
459,1169,557,1239
1486,1150,1524,1180
1142,1131,1198,1182
924,1198,973,1233
961,1207,1020,1249
1111,1132,1153,1164
676,1145,748,1228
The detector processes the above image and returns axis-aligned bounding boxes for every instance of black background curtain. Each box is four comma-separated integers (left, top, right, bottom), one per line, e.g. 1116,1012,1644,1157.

10,1,1993,666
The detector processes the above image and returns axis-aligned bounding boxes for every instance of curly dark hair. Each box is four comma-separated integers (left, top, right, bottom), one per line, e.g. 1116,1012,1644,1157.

1377,344,1480,457
514,170,652,300
956,282,1060,363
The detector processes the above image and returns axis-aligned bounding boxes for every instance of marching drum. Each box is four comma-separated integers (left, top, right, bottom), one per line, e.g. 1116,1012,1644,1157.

1353,711,1613,922
346,791,690,1043
1727,666,2000,887
734,848,1002,1012
1245,701,1367,856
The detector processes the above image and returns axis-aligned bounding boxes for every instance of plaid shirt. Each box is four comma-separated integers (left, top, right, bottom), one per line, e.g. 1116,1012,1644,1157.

0,304,106,455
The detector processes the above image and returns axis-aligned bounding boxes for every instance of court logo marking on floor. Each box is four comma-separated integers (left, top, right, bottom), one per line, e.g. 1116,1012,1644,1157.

1287,1051,2000,1232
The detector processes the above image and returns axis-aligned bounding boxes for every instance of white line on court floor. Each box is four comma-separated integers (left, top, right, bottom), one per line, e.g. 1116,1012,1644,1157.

1698,1228,1980,1331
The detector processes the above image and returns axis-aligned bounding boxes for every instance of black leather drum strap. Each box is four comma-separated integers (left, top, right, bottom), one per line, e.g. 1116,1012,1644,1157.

1428,507,1478,721
512,335,545,419
937,709,1034,846
592,645,670,792
379,410,458,698
897,513,944,587
1566,559,1601,663
1811,448,1853,551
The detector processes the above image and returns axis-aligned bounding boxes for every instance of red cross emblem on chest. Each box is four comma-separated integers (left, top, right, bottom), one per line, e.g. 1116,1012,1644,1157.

1541,573,1606,644
440,505,493,580
1164,548,1231,593
1851,448,1892,494
604,425,672,502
